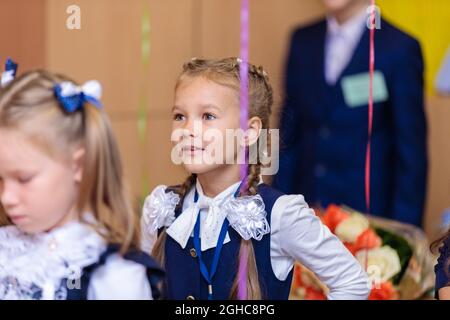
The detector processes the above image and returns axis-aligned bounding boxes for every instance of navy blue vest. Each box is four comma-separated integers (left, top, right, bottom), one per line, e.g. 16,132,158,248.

163,184,293,300
64,244,164,300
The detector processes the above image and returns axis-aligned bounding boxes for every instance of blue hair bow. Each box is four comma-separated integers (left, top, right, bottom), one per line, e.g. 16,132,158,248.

54,80,103,113
1,58,18,87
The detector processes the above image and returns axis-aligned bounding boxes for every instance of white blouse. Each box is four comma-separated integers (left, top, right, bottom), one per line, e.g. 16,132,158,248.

141,181,370,300
0,220,152,300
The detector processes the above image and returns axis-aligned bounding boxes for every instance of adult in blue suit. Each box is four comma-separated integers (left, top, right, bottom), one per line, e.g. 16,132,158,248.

273,0,427,227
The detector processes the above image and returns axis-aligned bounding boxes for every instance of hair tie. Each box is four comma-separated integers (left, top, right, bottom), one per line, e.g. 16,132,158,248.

54,80,102,113
1,58,18,87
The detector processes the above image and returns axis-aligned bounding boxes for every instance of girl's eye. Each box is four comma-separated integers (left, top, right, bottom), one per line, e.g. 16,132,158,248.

173,113,185,121
18,176,33,184
203,113,216,121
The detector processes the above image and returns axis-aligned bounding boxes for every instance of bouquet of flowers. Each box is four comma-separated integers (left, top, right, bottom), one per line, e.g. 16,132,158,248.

290,204,436,300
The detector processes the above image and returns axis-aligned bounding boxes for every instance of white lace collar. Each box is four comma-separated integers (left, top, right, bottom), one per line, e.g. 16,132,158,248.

0,218,107,300
143,179,270,252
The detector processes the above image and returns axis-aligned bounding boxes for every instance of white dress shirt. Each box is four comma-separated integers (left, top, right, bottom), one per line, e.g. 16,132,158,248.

325,9,368,85
142,181,370,300
87,254,153,300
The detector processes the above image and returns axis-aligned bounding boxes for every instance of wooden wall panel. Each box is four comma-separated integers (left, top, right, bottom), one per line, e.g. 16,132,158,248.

425,96,450,240
0,0,46,71
198,0,325,126
45,0,195,202
46,0,143,114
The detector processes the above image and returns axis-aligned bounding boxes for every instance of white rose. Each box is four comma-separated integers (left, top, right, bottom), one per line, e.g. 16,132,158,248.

335,213,369,243
356,246,401,282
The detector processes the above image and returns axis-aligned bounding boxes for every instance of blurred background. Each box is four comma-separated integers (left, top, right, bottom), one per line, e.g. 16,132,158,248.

0,0,449,242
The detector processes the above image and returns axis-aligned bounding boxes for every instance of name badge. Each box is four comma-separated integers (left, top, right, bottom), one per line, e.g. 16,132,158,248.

341,71,389,108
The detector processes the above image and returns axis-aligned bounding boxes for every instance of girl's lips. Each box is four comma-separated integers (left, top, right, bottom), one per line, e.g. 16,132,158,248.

182,146,204,152
10,215,27,223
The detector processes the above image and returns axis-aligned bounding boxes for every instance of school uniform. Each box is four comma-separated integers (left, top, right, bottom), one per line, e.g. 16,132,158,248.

0,218,163,300
142,180,370,300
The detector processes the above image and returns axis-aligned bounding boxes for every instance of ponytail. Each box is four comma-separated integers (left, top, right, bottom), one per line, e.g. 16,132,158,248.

78,104,140,253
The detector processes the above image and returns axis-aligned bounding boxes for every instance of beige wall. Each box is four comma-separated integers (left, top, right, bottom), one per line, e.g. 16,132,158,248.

1,0,449,240
46,0,196,203
44,0,325,203
425,96,450,239
0,0,46,70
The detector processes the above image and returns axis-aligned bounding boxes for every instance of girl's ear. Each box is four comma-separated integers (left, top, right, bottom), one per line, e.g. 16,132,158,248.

245,116,262,146
72,147,85,183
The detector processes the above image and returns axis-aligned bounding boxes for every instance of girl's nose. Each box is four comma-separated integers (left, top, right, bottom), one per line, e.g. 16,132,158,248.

0,183,19,210
184,118,201,138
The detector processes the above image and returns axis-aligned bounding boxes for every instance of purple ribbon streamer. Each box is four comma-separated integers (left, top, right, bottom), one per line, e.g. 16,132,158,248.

238,0,250,300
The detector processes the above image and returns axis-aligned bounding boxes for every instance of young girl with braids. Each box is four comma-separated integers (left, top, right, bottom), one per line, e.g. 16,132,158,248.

142,58,370,300
0,69,163,300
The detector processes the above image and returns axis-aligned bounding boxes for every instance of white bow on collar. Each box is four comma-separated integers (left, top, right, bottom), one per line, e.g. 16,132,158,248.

166,181,234,251
143,181,270,252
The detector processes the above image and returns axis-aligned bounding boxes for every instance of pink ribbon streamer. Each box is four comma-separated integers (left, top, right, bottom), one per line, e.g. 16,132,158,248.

236,0,377,298
364,0,376,272
366,0,375,215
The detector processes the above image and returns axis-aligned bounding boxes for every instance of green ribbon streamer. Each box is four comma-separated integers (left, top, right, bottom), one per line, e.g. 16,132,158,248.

139,1,151,201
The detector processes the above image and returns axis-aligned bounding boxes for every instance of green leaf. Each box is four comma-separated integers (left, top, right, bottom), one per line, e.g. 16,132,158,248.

374,227,413,285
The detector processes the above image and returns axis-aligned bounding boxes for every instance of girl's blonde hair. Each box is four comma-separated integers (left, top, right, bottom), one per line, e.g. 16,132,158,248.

152,57,274,299
0,70,139,253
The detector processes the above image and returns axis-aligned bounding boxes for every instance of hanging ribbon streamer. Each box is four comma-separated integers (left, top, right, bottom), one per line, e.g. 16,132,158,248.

238,0,250,300
364,0,376,271
365,0,376,214
139,0,151,199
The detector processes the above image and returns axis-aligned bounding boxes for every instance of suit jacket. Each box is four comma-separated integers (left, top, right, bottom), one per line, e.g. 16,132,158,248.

273,18,427,227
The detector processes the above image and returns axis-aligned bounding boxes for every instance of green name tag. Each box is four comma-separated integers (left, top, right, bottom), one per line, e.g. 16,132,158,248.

341,71,389,108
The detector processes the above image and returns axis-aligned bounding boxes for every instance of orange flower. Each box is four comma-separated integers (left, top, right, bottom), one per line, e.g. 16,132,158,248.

321,204,350,233
343,242,357,255
305,287,327,300
354,228,382,251
342,229,382,259
292,264,303,288
369,282,399,300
